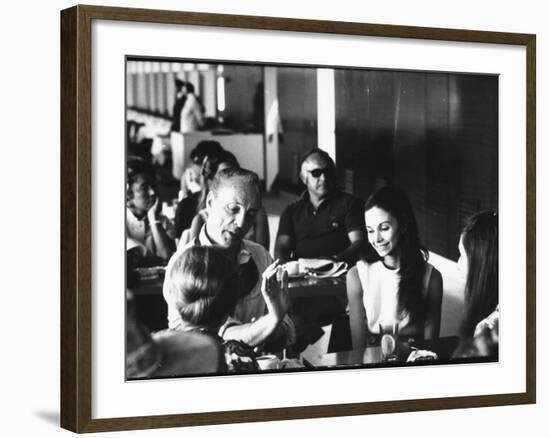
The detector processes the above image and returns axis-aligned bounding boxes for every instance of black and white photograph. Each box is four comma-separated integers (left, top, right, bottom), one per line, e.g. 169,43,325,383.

125,58,499,379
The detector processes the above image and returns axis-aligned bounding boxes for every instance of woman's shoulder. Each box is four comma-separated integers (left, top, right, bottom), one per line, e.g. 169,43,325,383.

356,258,381,268
347,264,359,279
351,259,383,286
346,265,362,298
356,259,384,274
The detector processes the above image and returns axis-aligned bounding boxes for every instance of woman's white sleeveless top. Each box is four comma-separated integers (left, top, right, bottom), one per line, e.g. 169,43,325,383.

356,260,433,334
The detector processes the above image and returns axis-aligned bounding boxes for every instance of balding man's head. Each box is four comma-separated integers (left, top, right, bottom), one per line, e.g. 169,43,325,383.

209,168,260,195
205,168,262,247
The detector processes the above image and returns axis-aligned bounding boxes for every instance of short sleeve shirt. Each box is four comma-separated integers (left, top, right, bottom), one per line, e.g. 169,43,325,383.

276,190,364,259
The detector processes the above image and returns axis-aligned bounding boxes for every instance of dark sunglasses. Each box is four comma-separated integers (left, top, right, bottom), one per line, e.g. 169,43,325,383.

307,167,333,178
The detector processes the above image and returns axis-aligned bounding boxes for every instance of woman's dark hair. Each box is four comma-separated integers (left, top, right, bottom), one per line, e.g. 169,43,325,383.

364,186,428,324
127,155,156,201
185,82,195,94
127,155,155,186
165,246,243,330
460,211,498,338
189,140,224,165
174,78,185,90
197,150,240,210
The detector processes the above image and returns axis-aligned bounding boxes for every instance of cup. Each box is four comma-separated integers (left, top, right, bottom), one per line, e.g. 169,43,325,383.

379,320,399,362
285,261,300,276
256,354,280,370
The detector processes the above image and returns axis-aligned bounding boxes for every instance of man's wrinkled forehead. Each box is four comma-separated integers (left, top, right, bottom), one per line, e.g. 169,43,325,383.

213,177,261,207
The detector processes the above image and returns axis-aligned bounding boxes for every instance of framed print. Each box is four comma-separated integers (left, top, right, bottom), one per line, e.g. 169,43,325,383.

60,4,536,433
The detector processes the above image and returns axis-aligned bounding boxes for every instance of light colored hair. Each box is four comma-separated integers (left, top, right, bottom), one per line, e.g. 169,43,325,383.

165,246,242,329
209,167,260,197
299,148,335,183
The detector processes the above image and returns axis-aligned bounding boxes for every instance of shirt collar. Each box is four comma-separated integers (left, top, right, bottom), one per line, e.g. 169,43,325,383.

198,226,252,265
300,189,338,213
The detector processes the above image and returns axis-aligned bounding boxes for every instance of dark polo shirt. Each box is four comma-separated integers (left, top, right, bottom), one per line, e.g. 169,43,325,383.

174,191,200,238
277,190,364,259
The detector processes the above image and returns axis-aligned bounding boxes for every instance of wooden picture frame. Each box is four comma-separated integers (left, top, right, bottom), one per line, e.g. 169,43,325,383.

60,4,536,432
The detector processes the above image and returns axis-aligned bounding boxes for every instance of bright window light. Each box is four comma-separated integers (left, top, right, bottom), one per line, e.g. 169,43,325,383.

217,77,226,112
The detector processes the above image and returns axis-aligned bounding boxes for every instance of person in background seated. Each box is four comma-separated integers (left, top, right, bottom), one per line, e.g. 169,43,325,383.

163,168,295,351
163,246,260,373
189,139,225,166
274,148,366,353
126,156,175,267
275,149,365,264
174,140,225,239
456,211,499,342
347,186,443,349
188,151,270,251
179,139,225,199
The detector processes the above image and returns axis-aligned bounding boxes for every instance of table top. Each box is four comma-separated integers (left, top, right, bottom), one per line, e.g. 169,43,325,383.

287,274,346,298
132,269,347,299
303,336,461,369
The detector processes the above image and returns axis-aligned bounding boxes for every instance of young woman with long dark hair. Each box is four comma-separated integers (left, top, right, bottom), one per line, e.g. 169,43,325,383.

457,211,499,338
347,186,443,348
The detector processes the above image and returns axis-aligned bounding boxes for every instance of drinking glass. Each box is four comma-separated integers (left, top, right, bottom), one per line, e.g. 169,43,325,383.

379,320,399,362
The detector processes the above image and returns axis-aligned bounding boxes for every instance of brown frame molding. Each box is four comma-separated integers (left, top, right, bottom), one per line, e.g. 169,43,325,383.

60,4,536,433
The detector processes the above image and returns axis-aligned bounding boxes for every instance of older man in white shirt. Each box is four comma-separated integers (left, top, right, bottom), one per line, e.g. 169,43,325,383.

163,168,294,350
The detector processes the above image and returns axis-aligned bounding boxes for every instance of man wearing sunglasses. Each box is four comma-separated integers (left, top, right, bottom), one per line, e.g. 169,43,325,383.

275,149,365,264
274,149,366,352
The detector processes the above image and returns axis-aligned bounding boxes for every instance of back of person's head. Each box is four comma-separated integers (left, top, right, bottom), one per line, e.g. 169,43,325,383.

364,185,427,322
190,140,224,165
202,150,240,184
185,82,195,94
461,211,498,337
127,155,155,184
165,246,242,330
209,167,260,197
